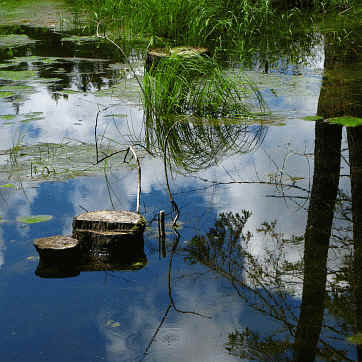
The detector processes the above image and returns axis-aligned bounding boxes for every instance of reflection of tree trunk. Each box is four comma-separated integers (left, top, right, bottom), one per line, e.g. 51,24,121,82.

348,125,362,362
294,121,342,362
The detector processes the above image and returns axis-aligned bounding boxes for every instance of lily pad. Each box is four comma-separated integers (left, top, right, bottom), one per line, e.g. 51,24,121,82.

21,117,44,123
60,89,81,95
9,56,60,65
105,320,121,328
327,116,362,127
26,256,38,261
0,91,16,98
0,84,34,92
0,183,15,188
104,113,128,118
61,35,99,43
0,114,16,120
303,115,323,121
17,215,53,224
24,112,43,117
0,70,36,81
0,34,37,49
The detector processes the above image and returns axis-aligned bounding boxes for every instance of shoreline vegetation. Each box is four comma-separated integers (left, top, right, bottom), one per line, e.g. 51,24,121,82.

76,0,360,57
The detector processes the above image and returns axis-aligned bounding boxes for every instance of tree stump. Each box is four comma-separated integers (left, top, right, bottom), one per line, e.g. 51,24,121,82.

145,46,209,72
33,235,80,278
72,210,146,261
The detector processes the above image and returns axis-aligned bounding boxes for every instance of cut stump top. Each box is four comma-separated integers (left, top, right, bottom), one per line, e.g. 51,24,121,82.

73,210,145,233
34,235,78,250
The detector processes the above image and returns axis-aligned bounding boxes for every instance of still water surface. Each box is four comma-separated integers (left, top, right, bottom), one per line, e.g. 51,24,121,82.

0,1,361,361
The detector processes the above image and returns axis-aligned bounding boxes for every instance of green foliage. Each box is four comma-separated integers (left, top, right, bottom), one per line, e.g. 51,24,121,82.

144,55,262,119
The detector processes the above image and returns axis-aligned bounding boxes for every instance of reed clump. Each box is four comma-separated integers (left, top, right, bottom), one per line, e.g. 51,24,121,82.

142,55,267,171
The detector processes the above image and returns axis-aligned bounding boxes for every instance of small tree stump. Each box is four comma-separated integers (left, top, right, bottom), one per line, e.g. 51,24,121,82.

34,235,80,261
72,210,146,258
33,235,80,278
145,46,209,72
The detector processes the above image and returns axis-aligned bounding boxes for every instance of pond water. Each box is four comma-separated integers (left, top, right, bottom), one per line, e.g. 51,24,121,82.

0,1,361,361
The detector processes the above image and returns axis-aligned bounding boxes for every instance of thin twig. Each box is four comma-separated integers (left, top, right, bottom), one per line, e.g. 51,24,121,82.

128,145,142,214
163,122,180,226
96,23,145,96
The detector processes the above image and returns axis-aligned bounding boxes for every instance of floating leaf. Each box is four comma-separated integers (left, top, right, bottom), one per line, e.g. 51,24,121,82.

61,35,99,43
303,115,323,121
0,70,36,81
60,89,81,95
17,215,53,224
0,183,15,188
0,34,37,48
26,256,38,261
21,117,44,123
106,320,121,328
0,91,16,98
328,116,362,127
0,114,16,120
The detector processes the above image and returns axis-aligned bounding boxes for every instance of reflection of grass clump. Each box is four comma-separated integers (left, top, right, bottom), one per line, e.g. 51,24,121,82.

143,55,267,171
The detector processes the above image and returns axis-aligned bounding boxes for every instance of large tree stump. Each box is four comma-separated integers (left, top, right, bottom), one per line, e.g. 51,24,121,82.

72,210,146,261
145,46,209,72
33,235,80,278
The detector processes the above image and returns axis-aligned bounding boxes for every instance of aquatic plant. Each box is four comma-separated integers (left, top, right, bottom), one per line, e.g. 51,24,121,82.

142,55,267,171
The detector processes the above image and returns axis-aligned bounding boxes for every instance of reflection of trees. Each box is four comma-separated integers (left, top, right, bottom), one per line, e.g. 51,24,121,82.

182,211,355,360
180,23,362,353
294,20,362,362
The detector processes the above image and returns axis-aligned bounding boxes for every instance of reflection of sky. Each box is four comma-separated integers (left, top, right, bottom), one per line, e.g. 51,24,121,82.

0,31,356,361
